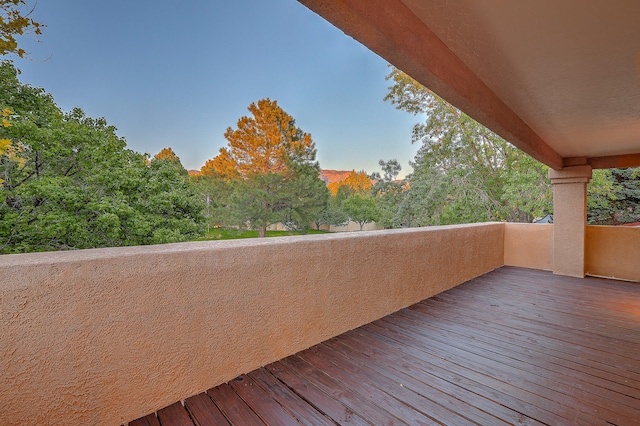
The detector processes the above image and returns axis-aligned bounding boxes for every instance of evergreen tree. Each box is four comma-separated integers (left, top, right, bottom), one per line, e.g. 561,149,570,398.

0,61,205,252
588,168,640,224
207,98,327,237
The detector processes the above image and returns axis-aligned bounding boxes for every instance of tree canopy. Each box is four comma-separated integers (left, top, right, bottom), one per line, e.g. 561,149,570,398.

384,67,552,226
328,170,372,197
203,98,328,237
213,98,315,178
342,193,379,230
0,61,205,252
371,159,407,228
588,168,640,225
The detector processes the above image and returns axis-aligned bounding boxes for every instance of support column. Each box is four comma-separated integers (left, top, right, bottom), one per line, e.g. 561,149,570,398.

548,165,592,277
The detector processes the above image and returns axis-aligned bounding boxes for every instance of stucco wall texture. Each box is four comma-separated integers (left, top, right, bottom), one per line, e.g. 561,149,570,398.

504,223,640,282
504,223,553,271
586,225,640,282
0,223,504,426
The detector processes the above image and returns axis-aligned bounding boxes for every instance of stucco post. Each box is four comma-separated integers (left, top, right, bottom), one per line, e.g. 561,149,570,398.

548,165,592,277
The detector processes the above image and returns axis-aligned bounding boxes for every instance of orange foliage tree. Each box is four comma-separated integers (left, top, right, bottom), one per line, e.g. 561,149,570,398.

327,170,373,196
206,98,327,237
201,148,239,180
212,98,315,179
153,147,180,162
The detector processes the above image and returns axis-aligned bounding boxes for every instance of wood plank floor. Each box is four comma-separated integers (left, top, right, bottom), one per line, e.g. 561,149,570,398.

128,267,640,425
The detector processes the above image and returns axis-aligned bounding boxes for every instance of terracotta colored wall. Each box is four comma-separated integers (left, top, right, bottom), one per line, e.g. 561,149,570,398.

586,225,640,282
0,223,504,426
503,223,553,271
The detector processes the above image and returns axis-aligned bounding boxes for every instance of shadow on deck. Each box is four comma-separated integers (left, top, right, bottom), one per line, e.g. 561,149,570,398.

129,267,640,425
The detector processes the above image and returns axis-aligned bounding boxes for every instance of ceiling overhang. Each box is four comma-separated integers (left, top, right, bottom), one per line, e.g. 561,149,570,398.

298,0,640,170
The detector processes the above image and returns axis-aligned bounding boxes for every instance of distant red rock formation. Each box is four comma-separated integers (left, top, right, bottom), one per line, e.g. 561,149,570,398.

190,168,367,187
319,169,353,185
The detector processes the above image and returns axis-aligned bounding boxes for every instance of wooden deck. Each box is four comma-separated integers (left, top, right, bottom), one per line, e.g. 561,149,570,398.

129,267,640,425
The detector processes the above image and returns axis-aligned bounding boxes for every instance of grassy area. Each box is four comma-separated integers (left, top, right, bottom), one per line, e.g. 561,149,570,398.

198,228,331,241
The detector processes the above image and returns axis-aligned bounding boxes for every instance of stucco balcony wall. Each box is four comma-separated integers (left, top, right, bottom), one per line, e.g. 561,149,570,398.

504,223,554,271
0,223,504,426
586,225,640,282
504,222,640,282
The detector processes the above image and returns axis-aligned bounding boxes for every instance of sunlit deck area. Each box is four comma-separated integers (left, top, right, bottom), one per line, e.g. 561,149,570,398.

130,266,640,426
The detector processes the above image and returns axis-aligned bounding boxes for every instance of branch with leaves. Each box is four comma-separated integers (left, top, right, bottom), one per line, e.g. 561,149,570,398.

384,66,552,224
0,0,43,58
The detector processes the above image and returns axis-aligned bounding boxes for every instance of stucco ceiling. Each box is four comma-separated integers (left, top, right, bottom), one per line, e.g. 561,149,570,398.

299,0,640,169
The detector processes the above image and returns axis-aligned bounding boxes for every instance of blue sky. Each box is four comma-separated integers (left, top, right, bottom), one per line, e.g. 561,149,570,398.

14,0,420,176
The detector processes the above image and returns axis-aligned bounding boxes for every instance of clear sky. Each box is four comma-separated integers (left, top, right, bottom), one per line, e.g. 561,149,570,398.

14,0,420,176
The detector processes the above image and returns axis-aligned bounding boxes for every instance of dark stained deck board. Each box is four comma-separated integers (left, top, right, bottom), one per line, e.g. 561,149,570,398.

246,368,337,426
128,267,640,426
361,321,603,426
263,360,371,426
392,307,640,408
278,354,407,425
228,374,302,425
424,291,640,374
327,331,544,426
471,269,640,334
206,384,265,425
370,323,576,425
401,305,640,403
129,413,161,426
378,313,636,425
412,299,640,385
184,392,230,425
296,343,461,425
426,286,640,350
431,279,640,351
310,337,512,426
156,402,193,426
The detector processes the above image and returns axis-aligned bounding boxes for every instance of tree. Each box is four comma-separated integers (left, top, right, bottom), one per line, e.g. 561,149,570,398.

588,168,640,225
327,169,372,196
154,147,180,163
342,194,379,231
215,98,315,177
314,195,349,230
0,106,11,158
279,161,330,231
371,159,407,228
191,162,234,231
608,168,640,223
1,0,43,57
384,66,552,225
0,62,206,252
208,98,327,237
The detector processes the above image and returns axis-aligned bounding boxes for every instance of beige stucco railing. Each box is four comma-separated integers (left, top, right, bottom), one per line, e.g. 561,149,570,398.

504,223,640,282
586,225,640,281
0,222,637,425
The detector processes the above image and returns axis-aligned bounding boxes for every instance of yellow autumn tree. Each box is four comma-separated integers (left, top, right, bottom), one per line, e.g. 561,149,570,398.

1,107,12,156
0,107,12,184
328,170,373,196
